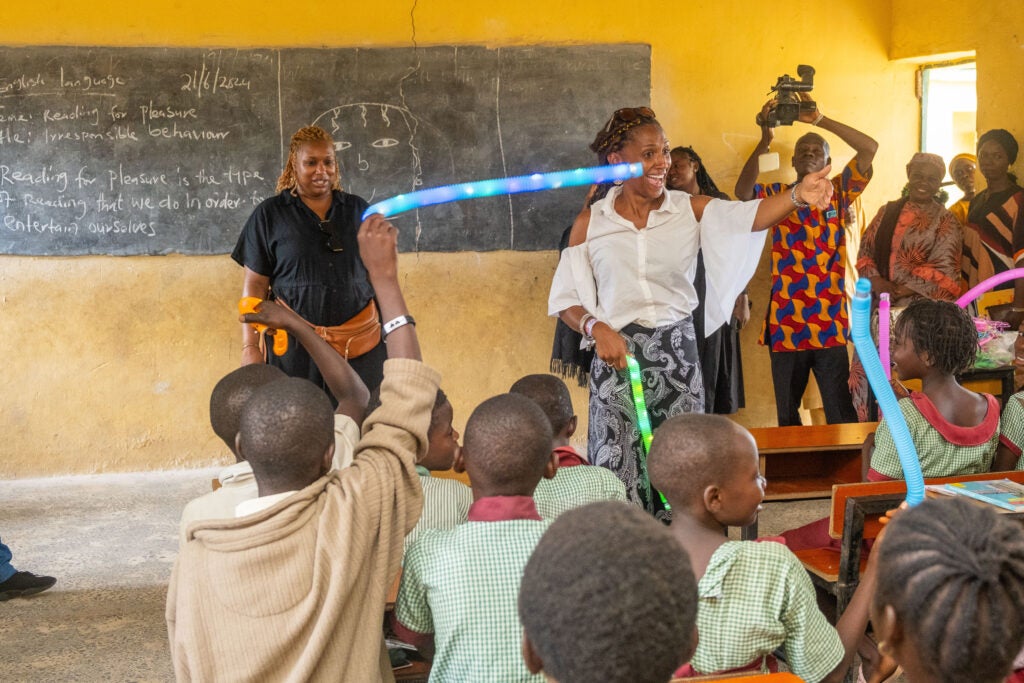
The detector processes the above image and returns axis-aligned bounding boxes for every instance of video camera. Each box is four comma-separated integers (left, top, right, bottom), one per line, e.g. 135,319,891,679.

763,65,816,127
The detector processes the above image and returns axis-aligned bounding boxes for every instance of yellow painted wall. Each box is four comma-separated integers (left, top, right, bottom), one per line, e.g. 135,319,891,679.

892,0,1023,145
0,0,941,477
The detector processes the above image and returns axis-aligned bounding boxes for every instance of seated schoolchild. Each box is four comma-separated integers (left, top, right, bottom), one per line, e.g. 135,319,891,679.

648,413,878,683
784,299,999,553
864,298,999,481
167,214,436,681
509,374,626,518
178,299,369,541
872,497,1024,683
519,501,699,683
375,386,471,551
178,363,284,538
391,393,556,682
995,390,1024,471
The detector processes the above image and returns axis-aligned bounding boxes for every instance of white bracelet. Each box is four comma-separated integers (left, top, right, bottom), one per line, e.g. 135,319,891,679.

578,313,594,336
383,314,416,338
811,112,825,126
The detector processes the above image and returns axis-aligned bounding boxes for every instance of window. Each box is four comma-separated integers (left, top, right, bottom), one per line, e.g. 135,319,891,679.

920,61,977,203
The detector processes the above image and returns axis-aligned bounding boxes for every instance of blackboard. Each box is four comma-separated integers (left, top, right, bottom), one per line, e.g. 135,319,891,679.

0,45,650,255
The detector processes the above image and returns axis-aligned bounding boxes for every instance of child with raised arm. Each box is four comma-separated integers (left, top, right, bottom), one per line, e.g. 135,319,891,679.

391,393,556,682
871,497,1024,683
178,298,370,540
648,413,878,683
509,374,626,518
167,214,437,682
519,501,699,683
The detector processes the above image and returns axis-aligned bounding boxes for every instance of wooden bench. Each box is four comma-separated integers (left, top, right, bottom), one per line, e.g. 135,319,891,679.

793,470,1024,616
748,422,878,502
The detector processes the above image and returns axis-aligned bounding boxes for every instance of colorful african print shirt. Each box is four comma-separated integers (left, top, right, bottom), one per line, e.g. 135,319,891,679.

856,199,962,303
870,392,1000,479
962,185,1024,290
999,391,1024,470
756,159,872,351
689,541,843,682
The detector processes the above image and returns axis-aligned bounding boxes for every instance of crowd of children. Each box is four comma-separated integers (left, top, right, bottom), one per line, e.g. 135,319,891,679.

166,192,1024,682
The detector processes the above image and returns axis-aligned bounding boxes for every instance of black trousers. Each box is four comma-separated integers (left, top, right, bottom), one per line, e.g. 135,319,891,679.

768,345,858,426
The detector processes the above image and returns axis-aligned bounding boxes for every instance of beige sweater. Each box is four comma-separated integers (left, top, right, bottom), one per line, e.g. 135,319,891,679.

166,358,437,682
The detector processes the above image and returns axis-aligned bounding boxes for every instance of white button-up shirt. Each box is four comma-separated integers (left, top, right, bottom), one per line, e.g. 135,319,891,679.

548,187,766,335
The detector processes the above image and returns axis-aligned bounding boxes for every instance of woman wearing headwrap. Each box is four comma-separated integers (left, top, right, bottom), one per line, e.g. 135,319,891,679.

947,153,978,227
848,152,963,421
961,129,1024,321
548,107,835,518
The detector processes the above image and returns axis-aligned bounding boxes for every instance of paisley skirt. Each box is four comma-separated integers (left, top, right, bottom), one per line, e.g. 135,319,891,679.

587,318,704,521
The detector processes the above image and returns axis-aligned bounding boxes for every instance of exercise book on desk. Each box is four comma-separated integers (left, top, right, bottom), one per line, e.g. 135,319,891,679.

926,479,1024,513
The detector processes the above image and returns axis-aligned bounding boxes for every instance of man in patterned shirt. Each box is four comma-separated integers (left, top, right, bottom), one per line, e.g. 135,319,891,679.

736,97,877,426
391,393,555,682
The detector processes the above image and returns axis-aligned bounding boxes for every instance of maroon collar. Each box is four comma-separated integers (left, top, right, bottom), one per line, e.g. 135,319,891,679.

468,496,542,522
909,391,1000,446
554,445,588,468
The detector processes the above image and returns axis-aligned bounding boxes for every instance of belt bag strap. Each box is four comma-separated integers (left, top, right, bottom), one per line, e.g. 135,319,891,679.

276,298,381,359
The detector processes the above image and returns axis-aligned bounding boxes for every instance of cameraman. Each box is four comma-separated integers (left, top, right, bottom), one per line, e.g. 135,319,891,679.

735,95,877,426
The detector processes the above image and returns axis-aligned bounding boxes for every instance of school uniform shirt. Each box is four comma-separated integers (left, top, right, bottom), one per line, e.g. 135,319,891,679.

403,467,473,552
869,392,1000,480
177,413,360,544
690,541,843,682
393,496,550,682
755,159,872,352
533,459,627,520
999,392,1024,470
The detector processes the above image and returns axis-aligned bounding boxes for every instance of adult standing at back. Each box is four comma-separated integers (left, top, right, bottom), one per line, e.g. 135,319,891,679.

232,125,387,395
735,98,877,426
961,129,1024,326
549,106,836,518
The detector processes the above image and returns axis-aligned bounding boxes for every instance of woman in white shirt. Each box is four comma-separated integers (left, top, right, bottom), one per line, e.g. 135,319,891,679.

548,107,834,518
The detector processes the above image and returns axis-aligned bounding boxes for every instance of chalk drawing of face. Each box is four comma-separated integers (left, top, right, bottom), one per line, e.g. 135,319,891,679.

312,103,422,204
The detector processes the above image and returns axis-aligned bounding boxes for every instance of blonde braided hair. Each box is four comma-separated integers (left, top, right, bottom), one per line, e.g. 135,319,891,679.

276,126,343,193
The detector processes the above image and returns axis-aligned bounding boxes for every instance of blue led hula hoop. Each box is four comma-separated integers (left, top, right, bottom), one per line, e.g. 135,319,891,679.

852,279,924,505
362,163,642,219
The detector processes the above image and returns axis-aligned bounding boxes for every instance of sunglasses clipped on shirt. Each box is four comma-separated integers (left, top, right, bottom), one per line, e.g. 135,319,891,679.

319,220,345,253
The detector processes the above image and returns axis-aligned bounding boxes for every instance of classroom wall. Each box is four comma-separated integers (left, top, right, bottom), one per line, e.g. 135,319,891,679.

891,0,1023,144
0,0,971,477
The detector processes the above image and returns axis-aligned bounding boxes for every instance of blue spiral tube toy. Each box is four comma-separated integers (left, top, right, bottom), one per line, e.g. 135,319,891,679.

362,163,643,220
851,279,924,505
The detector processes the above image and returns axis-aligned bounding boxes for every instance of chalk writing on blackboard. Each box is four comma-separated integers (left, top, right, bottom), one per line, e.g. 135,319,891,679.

0,44,650,255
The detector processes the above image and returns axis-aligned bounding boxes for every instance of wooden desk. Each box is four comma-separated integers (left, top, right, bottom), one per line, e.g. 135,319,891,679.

747,422,878,501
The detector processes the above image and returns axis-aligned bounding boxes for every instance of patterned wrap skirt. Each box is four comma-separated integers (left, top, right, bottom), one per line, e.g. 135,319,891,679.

587,318,704,521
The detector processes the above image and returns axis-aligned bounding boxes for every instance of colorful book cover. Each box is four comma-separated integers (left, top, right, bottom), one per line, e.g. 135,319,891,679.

942,479,1024,513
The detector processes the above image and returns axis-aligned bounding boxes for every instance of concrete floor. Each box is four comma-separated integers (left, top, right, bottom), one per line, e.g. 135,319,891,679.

0,469,840,682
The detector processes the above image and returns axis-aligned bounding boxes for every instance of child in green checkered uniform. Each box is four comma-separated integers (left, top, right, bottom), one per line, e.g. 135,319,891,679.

996,390,1024,471
509,374,627,519
391,393,556,682
369,386,474,553
649,414,880,683
866,299,999,481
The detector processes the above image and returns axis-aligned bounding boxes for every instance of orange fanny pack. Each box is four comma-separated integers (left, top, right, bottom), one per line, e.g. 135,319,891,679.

279,299,381,359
